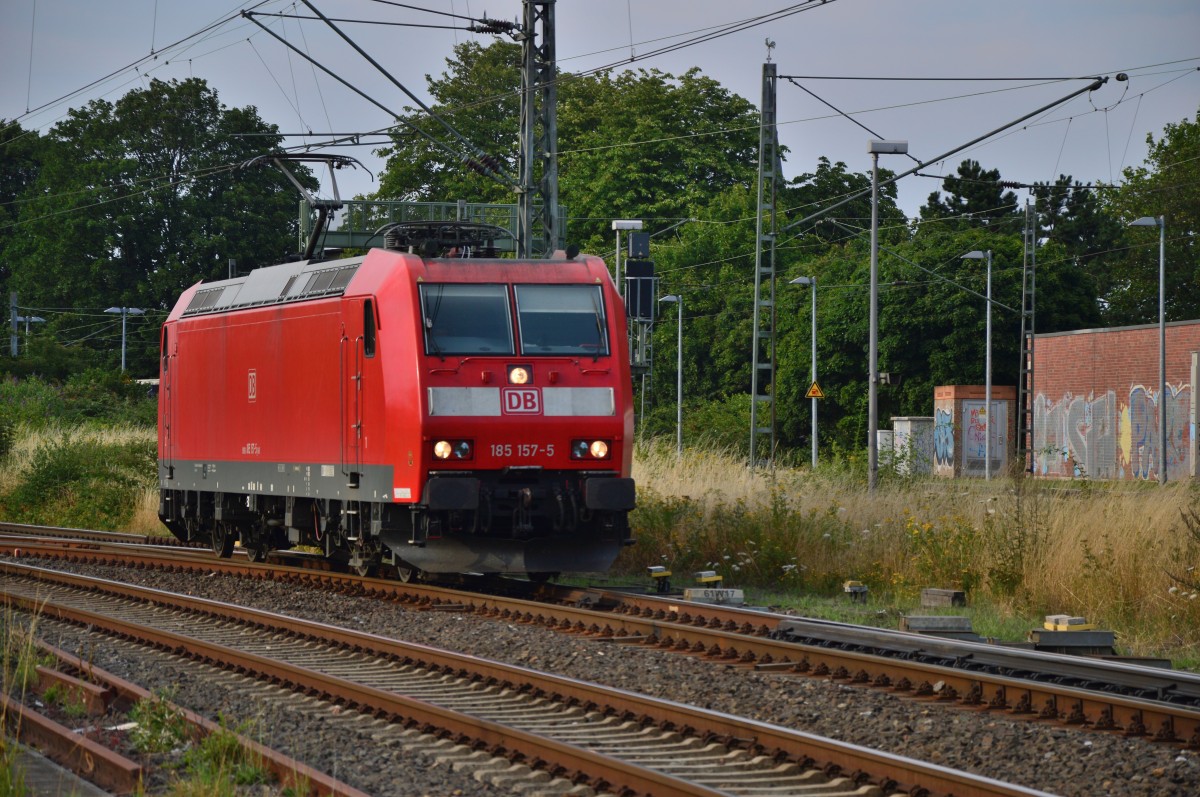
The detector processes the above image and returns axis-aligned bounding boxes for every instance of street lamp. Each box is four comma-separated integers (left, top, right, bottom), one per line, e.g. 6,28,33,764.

962,250,993,480
867,139,908,492
105,306,145,372
611,219,644,297
790,276,818,469
1128,215,1167,485
15,314,45,354
659,294,683,457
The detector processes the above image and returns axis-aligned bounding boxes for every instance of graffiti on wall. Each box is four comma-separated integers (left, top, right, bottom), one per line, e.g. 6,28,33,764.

962,399,1008,476
1128,385,1191,480
934,407,954,467
1033,384,1191,480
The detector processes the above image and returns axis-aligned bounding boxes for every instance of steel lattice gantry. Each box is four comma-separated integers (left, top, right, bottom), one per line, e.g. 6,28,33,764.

1017,198,1037,474
750,62,780,466
517,0,560,258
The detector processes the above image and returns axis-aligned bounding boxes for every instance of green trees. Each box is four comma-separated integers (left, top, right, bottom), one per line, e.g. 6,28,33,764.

374,41,760,252
3,78,308,312
919,159,1020,227
1098,109,1200,325
2,78,311,375
5,37,1192,460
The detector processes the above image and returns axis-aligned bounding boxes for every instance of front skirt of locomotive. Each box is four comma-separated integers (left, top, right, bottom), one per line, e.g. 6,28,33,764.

382,470,636,575
384,533,625,575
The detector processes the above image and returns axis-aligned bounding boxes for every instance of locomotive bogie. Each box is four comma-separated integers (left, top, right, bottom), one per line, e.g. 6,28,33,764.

158,248,635,577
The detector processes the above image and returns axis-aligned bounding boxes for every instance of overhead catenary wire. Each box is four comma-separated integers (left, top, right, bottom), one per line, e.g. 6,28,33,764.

4,4,1194,235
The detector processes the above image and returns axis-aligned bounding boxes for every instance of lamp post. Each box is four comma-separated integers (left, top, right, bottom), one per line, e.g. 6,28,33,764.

611,219,644,297
1128,215,1167,484
790,276,818,469
962,250,992,480
105,306,145,372
867,139,908,492
659,294,683,457
15,314,45,353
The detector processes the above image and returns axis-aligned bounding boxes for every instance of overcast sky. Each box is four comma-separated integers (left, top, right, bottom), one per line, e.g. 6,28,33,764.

3,1,1197,225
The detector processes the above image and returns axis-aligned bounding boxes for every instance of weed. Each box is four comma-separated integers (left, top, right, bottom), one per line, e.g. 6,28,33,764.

128,689,190,755
0,735,26,797
41,683,89,719
176,716,270,795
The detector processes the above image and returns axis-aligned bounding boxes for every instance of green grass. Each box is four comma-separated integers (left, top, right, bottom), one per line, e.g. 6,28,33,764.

172,718,270,797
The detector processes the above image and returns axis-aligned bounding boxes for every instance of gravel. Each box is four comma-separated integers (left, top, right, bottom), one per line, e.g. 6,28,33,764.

20,558,1200,797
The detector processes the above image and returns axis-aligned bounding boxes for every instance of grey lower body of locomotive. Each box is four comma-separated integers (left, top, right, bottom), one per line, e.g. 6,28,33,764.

158,459,635,575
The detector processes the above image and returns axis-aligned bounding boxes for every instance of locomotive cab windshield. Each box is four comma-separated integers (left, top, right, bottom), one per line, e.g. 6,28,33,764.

420,282,610,357
515,284,609,356
420,284,514,355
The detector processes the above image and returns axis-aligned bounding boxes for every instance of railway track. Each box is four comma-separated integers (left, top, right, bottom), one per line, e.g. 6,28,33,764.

8,640,367,796
0,560,1050,797
3,527,1198,753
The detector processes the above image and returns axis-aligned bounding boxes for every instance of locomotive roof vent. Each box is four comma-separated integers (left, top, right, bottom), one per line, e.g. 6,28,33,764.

376,220,512,259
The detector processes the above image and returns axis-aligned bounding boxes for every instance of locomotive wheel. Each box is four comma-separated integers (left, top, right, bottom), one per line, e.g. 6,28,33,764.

393,561,417,583
352,560,374,578
244,543,268,563
211,522,234,558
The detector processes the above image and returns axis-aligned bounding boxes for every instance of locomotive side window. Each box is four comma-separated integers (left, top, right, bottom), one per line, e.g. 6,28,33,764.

363,299,376,358
515,284,609,356
420,284,514,355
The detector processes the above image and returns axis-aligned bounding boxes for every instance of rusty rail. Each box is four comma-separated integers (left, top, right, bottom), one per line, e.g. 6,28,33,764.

1,561,1052,797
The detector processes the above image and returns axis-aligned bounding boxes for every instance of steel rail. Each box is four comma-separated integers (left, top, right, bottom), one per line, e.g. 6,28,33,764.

0,693,143,793
33,640,378,797
0,561,1051,797
6,534,1200,747
595,590,1200,702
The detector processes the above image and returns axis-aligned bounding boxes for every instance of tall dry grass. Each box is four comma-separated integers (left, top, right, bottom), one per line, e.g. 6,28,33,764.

0,422,154,492
627,441,1200,663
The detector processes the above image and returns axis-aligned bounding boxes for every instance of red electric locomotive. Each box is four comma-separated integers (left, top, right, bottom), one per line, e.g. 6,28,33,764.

157,230,635,579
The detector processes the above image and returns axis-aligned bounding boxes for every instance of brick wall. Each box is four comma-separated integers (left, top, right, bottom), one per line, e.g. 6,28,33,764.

1032,320,1199,480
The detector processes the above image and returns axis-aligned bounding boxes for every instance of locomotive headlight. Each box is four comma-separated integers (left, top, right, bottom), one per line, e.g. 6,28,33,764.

571,439,612,460
433,439,473,460
507,365,531,385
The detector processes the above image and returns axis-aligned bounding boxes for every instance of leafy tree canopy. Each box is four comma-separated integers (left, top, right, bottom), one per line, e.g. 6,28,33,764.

2,78,312,314
919,159,1019,229
1097,107,1200,324
374,40,760,251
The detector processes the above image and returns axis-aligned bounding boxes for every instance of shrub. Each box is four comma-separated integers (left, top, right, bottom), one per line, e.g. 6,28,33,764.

0,434,156,530
129,689,190,754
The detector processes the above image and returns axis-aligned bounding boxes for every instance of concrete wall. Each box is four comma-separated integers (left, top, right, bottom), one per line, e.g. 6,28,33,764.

1031,320,1199,480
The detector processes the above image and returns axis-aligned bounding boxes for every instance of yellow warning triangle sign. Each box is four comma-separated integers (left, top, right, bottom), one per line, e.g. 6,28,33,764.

805,381,825,399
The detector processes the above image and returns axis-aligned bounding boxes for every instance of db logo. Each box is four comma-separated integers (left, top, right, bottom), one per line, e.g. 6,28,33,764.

501,387,541,415
247,369,257,402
